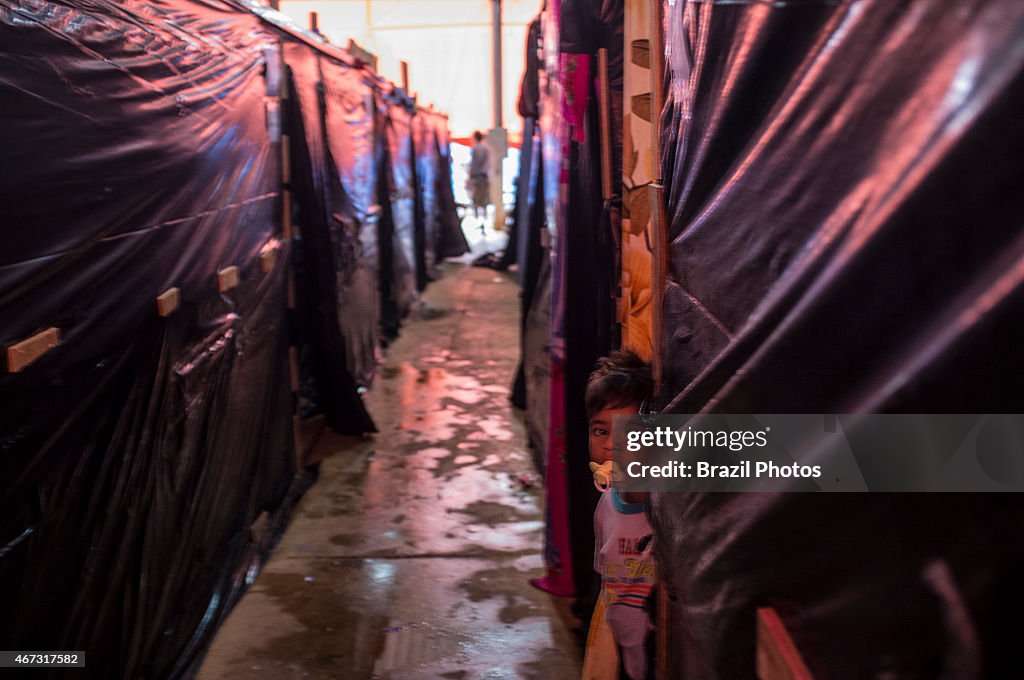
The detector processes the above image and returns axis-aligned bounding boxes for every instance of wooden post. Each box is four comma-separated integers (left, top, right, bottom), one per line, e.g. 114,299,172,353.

756,608,814,680
648,5,672,679
649,0,665,182
657,579,671,680
5,328,59,373
216,266,240,292
400,60,410,94
347,39,378,71
597,48,613,202
649,182,668,391
156,288,180,317
647,0,669,391
653,179,671,680
277,44,305,471
308,11,319,33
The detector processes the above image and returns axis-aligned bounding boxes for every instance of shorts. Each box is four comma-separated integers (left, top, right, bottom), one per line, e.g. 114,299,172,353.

470,177,490,208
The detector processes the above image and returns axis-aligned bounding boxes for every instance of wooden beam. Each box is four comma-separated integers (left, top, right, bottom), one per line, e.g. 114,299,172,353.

280,134,291,184
756,608,814,680
282,190,293,239
156,287,181,317
279,48,304,474
648,182,668,390
217,266,240,292
657,585,671,680
259,239,280,274
5,327,59,373
649,0,665,182
597,48,614,202
348,39,378,71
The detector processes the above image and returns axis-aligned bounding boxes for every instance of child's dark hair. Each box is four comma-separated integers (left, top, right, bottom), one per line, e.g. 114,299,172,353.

585,349,653,421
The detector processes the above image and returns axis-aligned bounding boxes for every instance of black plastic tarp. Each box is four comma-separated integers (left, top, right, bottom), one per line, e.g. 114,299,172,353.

0,1,298,677
426,111,470,262
377,96,418,337
1,1,459,676
283,40,381,406
557,0,624,599
385,100,420,294
653,1,1024,677
412,111,437,283
319,58,382,390
415,109,469,267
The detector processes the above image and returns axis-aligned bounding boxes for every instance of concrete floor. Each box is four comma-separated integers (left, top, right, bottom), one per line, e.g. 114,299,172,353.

197,261,583,679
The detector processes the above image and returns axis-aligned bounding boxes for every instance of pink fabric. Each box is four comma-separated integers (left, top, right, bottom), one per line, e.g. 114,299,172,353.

560,52,591,143
531,362,576,597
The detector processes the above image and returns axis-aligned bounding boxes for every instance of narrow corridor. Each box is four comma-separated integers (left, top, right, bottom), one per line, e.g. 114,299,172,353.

198,263,582,679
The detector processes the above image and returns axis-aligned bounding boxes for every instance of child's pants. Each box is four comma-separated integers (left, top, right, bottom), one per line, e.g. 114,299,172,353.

581,586,620,680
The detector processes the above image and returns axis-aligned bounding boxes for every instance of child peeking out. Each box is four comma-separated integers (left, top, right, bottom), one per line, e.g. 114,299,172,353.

581,350,656,680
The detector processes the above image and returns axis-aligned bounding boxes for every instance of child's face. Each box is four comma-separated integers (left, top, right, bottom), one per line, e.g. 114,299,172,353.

589,403,641,466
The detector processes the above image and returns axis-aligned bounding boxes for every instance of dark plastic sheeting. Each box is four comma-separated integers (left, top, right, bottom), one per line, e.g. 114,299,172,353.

378,97,418,336
1,1,457,676
386,100,420,294
654,1,1024,677
0,1,297,677
282,42,376,429
512,120,549,448
427,112,471,261
558,0,624,597
320,60,381,389
285,42,381,395
522,204,553,464
415,110,468,266
411,111,438,285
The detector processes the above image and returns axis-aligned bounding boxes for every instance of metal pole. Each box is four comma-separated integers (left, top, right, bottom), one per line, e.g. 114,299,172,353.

490,0,506,230
492,0,503,130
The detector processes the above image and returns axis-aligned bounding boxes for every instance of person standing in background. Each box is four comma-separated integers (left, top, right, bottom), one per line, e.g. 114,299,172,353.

469,130,492,222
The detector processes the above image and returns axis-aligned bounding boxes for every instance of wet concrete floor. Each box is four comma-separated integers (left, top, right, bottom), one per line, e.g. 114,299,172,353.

198,262,582,679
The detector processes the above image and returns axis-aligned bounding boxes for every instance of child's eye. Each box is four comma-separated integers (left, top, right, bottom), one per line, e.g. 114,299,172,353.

592,427,609,437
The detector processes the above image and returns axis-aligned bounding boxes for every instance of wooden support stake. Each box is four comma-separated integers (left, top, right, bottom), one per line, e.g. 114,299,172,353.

308,11,319,33
5,327,59,373
278,52,304,474
597,48,614,202
649,0,665,182
648,183,668,391
280,134,291,184
217,266,240,292
757,608,814,680
259,240,280,274
400,60,410,93
282,190,293,240
348,39,378,71
657,586,671,680
156,287,181,317
650,5,670,675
